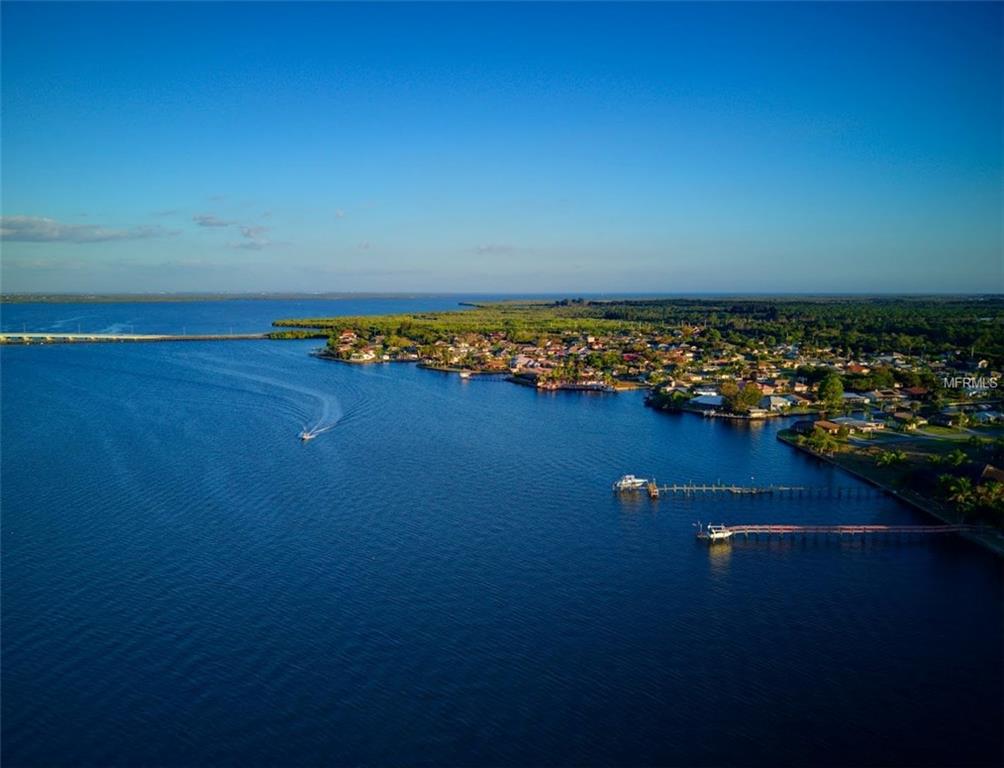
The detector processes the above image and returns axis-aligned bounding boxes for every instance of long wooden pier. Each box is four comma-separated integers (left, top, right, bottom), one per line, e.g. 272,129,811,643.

614,480,883,500
696,522,981,543
657,483,806,495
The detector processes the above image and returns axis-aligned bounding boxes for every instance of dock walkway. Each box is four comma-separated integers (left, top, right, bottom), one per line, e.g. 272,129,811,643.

614,481,882,499
696,522,982,542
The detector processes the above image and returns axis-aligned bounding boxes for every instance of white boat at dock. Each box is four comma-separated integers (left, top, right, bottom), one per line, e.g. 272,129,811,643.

612,474,648,491
696,524,732,541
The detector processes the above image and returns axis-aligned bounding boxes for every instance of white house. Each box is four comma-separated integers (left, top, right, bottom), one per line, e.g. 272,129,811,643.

759,395,790,412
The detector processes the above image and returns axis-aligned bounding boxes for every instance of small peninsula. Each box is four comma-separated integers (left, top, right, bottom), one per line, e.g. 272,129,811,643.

274,296,1004,538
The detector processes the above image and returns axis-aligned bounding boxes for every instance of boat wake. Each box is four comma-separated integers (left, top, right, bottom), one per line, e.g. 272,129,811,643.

298,391,371,441
298,421,338,441
160,350,359,442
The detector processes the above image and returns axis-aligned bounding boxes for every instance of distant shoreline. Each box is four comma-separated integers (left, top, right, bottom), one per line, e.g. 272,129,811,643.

3,292,1000,305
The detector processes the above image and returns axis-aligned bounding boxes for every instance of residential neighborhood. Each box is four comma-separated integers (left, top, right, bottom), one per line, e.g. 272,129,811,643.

308,307,1003,433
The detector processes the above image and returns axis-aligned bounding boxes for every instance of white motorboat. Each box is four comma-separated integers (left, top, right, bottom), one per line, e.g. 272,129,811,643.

612,474,648,491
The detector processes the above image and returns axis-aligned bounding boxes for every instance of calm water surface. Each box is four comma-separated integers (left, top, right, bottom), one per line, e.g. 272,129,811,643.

2,302,1002,766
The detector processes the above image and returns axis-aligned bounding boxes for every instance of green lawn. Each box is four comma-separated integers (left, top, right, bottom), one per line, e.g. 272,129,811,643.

917,425,969,438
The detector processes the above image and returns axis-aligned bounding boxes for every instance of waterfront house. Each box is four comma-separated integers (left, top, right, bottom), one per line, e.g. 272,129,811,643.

759,395,790,412
791,420,817,435
813,420,842,434
689,394,724,410
349,349,377,362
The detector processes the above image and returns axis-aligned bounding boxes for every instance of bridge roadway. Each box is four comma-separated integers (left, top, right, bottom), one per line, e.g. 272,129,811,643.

0,332,268,345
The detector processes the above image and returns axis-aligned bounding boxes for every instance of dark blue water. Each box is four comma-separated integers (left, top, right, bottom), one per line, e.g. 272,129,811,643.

2,303,1002,767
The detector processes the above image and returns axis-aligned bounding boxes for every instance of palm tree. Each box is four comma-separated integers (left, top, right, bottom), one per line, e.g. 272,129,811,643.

876,450,907,467
945,449,968,468
973,482,1004,519
940,475,975,519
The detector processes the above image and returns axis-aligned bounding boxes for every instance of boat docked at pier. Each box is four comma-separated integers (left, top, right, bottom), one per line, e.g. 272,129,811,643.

612,474,648,491
696,524,732,541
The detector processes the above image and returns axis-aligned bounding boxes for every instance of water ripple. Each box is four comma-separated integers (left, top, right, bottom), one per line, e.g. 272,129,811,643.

2,341,1001,767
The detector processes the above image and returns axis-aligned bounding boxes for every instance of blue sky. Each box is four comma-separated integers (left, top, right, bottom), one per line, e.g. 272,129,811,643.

2,2,1001,294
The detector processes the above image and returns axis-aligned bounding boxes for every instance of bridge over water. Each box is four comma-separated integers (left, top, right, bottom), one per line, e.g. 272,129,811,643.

0,332,267,345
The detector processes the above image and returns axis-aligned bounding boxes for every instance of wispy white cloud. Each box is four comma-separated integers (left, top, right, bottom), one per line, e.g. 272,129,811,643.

192,210,274,249
476,243,515,255
335,209,346,219
232,225,270,250
1,256,92,270
193,214,234,227
0,216,177,243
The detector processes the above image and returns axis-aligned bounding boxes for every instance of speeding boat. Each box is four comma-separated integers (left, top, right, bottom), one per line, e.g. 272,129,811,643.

299,431,316,442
